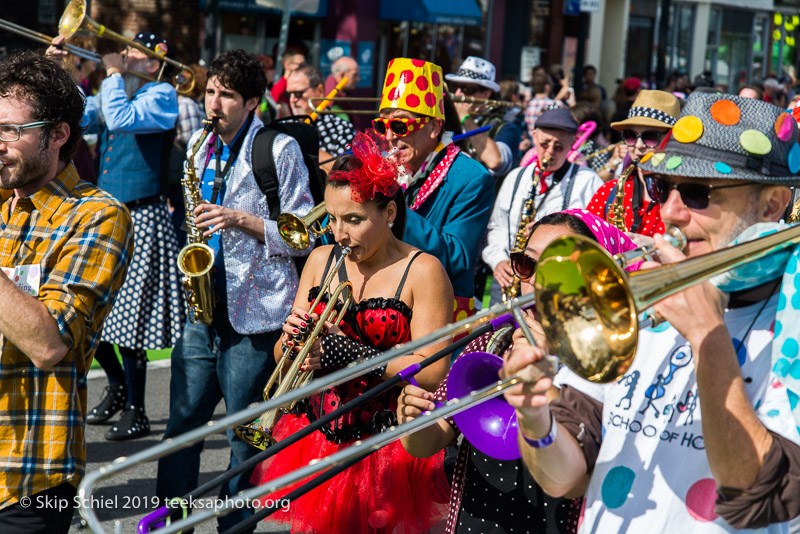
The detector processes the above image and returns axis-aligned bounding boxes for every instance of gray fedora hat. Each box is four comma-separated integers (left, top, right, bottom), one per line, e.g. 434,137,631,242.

640,92,800,186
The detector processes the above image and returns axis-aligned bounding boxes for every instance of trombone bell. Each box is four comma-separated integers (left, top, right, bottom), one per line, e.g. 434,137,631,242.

535,235,638,383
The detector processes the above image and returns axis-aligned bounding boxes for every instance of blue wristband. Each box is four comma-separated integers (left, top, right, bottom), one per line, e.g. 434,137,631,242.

521,413,557,448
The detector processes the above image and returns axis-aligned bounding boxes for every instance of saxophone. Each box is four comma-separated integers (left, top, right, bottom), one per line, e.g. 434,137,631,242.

502,156,550,302
608,161,638,231
176,118,218,325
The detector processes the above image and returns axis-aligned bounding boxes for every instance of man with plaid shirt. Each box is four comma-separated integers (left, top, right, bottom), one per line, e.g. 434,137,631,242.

0,51,133,533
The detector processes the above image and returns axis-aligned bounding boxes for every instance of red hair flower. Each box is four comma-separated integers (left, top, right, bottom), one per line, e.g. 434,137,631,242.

330,132,400,203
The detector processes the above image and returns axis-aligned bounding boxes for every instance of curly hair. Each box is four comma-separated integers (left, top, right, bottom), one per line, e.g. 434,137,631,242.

207,49,267,104
0,50,86,163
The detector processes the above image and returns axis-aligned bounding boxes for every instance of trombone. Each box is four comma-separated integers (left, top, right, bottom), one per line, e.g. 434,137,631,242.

59,0,194,92
277,202,330,250
310,93,516,116
81,223,800,532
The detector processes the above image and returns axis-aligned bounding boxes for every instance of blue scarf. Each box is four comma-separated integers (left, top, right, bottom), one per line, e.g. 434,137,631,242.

710,222,800,427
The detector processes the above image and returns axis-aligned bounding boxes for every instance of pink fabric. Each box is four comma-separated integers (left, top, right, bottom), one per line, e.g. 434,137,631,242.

561,209,643,272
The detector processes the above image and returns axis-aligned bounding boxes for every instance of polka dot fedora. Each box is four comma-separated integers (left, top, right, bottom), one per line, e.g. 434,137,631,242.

640,92,800,185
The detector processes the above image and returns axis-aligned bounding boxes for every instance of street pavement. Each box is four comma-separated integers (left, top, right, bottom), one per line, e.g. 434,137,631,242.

70,362,290,534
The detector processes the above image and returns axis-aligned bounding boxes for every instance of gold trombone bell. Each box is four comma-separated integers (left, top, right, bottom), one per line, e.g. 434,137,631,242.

58,0,195,93
277,202,330,250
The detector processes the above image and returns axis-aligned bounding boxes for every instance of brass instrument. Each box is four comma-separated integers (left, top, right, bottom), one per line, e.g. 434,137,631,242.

235,246,353,449
176,118,218,326
572,141,623,165
535,224,800,383
502,156,551,302
309,93,515,116
55,0,195,93
277,202,331,250
608,161,638,231
787,197,800,223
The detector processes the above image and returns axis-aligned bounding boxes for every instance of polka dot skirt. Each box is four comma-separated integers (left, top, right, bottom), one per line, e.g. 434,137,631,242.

101,203,185,350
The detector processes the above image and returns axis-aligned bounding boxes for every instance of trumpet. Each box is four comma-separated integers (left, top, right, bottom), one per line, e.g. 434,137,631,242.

234,246,353,449
277,202,330,250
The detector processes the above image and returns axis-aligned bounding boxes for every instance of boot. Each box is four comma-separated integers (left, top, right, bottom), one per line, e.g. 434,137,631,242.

86,383,126,425
105,405,150,441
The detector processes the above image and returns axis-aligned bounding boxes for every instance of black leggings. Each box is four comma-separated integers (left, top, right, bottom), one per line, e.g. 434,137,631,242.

93,342,148,409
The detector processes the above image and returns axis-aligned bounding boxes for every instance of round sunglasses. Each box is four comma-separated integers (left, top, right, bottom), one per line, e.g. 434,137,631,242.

510,251,537,281
644,176,753,210
622,130,664,148
372,117,432,137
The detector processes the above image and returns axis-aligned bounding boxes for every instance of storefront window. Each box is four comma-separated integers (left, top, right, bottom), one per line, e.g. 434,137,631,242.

221,12,317,59
716,9,754,93
666,4,694,74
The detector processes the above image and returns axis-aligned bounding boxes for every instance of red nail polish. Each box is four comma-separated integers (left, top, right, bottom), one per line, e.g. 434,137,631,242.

293,328,299,334
301,322,307,327
304,314,310,320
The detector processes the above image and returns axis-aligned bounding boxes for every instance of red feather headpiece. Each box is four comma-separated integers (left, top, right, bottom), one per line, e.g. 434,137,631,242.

330,132,400,203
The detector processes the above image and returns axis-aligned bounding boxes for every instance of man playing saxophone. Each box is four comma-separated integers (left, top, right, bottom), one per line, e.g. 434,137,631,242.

155,49,315,533
482,108,603,305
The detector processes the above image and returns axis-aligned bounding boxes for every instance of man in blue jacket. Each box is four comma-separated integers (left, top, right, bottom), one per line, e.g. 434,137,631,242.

375,58,494,320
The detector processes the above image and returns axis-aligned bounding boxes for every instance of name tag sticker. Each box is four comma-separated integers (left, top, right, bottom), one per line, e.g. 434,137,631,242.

2,264,41,296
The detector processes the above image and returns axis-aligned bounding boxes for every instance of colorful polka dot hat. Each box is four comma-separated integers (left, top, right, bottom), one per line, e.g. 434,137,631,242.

379,58,444,120
639,92,800,185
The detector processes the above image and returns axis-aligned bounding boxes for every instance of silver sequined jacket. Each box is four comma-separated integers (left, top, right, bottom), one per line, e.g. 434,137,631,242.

187,115,315,334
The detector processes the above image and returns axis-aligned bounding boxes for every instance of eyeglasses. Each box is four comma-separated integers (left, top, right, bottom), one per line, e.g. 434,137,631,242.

286,88,310,100
0,121,53,143
644,176,754,210
510,251,537,281
452,84,482,96
622,130,664,148
372,117,432,137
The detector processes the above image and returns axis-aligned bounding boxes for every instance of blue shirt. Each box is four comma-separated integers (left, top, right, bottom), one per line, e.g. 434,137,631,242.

200,123,249,307
82,77,178,203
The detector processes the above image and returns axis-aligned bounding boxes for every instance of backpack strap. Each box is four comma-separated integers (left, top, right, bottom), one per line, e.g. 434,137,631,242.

251,127,282,221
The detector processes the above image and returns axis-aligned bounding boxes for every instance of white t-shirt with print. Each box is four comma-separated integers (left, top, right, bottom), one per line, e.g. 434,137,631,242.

556,293,800,533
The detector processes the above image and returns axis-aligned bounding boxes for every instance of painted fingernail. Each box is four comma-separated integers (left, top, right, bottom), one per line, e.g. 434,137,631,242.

304,314,310,320
293,328,299,334
300,322,307,327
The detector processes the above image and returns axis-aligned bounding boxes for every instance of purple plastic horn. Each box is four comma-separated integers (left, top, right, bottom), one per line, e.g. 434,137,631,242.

447,351,520,460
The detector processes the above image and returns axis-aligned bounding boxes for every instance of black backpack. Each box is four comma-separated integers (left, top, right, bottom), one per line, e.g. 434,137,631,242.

251,115,327,274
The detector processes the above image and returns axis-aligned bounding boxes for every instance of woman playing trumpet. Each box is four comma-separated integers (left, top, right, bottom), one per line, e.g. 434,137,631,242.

251,132,453,533
398,209,643,534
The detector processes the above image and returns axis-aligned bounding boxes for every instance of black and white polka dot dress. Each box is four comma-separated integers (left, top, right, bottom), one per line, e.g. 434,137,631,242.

100,203,185,350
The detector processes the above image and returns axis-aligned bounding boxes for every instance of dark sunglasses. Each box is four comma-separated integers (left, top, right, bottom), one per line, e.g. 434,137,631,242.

372,116,432,137
452,84,482,96
622,130,664,148
510,251,537,281
286,88,310,100
644,176,753,210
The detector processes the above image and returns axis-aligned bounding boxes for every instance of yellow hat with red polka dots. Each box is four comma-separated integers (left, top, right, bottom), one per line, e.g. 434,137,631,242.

379,58,444,120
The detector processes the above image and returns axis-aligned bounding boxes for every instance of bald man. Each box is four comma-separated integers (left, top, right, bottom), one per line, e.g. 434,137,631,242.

324,56,360,122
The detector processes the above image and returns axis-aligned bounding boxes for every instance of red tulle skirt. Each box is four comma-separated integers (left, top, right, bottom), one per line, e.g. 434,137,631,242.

250,413,450,534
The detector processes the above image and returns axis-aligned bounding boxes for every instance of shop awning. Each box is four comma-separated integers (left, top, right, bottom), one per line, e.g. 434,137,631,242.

198,0,327,17
379,0,483,27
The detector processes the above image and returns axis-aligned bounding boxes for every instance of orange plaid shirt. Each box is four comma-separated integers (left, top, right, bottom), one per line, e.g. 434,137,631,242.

0,162,133,508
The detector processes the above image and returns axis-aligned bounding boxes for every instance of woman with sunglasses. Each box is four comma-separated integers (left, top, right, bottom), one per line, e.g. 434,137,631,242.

586,90,680,236
397,209,641,534
251,133,453,534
